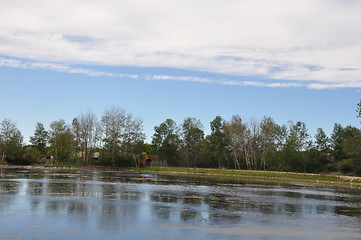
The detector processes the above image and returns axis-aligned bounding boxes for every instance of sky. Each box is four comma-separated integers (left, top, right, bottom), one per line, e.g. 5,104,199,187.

0,0,360,143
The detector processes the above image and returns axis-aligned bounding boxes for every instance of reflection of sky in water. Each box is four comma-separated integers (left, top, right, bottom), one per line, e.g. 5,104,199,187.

0,168,361,239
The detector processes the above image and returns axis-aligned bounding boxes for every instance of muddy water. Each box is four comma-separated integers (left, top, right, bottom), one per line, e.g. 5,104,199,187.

0,168,361,240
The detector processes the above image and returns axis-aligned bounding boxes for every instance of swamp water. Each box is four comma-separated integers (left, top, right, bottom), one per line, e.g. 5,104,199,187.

0,168,361,240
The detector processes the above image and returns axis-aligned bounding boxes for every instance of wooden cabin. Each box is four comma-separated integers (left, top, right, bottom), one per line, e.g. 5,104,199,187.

139,154,156,167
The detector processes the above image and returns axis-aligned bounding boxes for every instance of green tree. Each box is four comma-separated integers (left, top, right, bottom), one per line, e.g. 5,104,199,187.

308,128,332,172
340,126,361,175
49,120,75,165
181,117,204,167
22,145,43,165
0,119,23,164
314,128,331,152
129,140,148,168
29,122,49,154
280,121,311,172
285,121,312,152
357,100,361,118
259,117,282,170
330,123,347,162
152,119,181,166
207,116,227,168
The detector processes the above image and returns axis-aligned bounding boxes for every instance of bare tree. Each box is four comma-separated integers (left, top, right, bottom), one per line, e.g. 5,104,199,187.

121,112,146,167
102,107,145,167
259,117,281,170
224,115,246,169
75,112,101,166
248,119,261,170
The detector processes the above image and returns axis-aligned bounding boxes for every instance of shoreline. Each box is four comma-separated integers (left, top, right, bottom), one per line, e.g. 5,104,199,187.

135,167,361,186
1,165,361,187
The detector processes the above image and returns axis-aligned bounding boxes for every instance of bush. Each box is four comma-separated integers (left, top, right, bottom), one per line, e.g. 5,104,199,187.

338,159,354,174
324,163,338,172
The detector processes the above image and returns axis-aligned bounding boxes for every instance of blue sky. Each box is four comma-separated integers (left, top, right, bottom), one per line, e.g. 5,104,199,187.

0,0,360,143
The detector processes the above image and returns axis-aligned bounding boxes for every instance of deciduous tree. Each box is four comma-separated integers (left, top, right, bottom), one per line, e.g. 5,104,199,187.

74,112,101,166
223,115,246,169
49,119,74,164
208,116,227,168
101,107,145,167
342,126,361,174
259,117,282,170
152,119,180,166
181,117,204,167
118,111,146,167
0,119,23,163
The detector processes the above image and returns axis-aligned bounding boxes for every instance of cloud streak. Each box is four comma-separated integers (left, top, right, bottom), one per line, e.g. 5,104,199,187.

0,57,138,79
2,56,360,90
1,0,361,88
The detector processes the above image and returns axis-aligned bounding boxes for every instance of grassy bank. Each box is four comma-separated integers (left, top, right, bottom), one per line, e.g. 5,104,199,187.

136,167,361,186
2,164,361,186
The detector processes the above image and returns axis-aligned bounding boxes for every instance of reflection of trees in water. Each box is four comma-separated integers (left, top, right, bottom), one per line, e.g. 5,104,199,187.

0,167,4,178
2,168,361,235
148,191,243,224
119,192,143,201
27,182,45,195
208,212,242,224
31,199,41,211
282,203,302,217
334,206,361,217
0,181,21,213
183,194,203,205
0,181,20,195
67,201,88,215
151,193,178,203
0,169,22,213
180,210,201,222
97,203,140,233
100,182,145,201
201,187,360,221
101,204,117,216
152,205,171,219
205,194,230,210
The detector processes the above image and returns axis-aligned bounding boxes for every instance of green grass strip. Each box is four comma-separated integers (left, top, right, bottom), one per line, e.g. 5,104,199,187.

135,167,361,185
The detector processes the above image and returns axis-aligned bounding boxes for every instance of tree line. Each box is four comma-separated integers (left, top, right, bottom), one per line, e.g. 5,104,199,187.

1,105,361,175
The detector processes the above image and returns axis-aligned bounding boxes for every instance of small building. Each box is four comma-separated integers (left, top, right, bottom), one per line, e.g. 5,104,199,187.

92,152,100,159
139,154,156,167
323,152,334,162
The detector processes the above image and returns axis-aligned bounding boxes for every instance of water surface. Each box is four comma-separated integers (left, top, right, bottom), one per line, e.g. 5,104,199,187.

1,168,360,239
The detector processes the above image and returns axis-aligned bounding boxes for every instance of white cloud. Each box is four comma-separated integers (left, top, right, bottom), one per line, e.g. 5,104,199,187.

0,57,138,79
150,75,212,83
1,0,361,88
